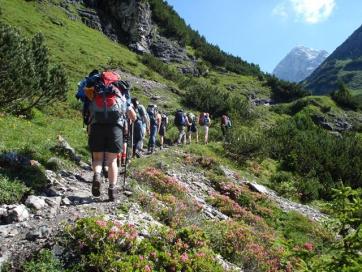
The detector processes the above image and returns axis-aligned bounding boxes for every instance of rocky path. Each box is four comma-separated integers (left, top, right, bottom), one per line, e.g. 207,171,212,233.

0,168,128,269
0,147,328,271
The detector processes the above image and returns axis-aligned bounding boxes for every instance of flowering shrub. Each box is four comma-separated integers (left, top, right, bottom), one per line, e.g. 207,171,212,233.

207,192,266,227
135,167,187,197
137,191,202,228
62,218,224,271
204,220,284,272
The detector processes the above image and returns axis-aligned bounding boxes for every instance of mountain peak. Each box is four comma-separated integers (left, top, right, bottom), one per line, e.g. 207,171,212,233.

273,46,328,82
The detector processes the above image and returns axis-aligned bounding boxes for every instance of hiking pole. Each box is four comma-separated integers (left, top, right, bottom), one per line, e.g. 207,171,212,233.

122,121,132,190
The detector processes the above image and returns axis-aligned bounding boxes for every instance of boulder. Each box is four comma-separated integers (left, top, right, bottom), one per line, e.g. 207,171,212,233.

25,196,47,210
6,205,30,223
26,225,51,241
55,135,81,163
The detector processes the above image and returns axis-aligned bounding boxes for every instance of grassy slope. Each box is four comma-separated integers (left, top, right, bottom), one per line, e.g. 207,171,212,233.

0,0,175,162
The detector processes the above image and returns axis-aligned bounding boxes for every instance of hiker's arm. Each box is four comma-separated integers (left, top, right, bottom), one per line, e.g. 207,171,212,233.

143,113,150,134
127,107,136,123
157,114,161,132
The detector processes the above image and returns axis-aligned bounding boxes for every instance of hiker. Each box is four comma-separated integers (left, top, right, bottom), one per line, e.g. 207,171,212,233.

76,69,100,129
221,113,232,140
199,112,211,144
159,112,169,149
131,98,150,158
186,112,198,144
85,70,136,201
147,104,161,154
174,109,188,145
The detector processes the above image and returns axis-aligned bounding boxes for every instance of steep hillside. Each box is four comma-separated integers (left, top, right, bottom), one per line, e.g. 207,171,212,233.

1,1,362,271
305,23,362,94
273,46,328,83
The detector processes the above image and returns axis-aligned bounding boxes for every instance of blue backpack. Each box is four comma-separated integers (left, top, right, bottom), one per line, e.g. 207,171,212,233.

174,110,186,126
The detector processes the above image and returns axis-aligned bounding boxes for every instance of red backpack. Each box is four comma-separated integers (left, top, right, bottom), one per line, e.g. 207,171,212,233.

90,71,127,125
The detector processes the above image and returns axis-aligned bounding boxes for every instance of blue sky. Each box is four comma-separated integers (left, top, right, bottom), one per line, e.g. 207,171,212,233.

167,0,362,73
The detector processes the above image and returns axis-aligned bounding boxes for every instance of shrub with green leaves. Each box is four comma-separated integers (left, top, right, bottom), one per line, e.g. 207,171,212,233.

22,250,63,272
331,83,358,110
60,218,225,271
268,113,362,200
0,22,68,115
183,81,251,118
0,173,28,204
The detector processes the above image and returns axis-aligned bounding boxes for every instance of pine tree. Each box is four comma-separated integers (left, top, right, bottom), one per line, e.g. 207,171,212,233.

0,22,68,115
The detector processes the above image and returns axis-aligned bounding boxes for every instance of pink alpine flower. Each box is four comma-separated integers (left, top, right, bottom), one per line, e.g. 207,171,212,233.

96,220,107,228
303,242,314,252
180,252,189,263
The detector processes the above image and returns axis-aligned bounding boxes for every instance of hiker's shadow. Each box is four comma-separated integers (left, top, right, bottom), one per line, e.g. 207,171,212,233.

66,195,110,205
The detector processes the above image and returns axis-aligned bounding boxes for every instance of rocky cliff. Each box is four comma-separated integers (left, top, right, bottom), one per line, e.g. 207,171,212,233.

71,0,190,63
273,46,328,83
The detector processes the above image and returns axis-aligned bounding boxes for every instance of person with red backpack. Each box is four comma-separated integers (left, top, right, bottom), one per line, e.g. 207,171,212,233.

199,112,211,144
84,70,136,201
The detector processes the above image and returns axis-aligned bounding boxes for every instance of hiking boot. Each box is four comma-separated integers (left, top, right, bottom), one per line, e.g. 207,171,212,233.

108,186,117,202
135,150,142,158
92,173,101,197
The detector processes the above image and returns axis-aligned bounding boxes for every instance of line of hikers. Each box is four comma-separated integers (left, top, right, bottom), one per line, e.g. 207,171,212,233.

76,69,232,201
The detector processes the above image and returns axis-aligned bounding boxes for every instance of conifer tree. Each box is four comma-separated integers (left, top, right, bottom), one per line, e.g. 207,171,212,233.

0,22,68,115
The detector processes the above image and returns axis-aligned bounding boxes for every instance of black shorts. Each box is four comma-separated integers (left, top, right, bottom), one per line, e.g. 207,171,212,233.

187,124,197,133
88,124,123,153
159,125,166,136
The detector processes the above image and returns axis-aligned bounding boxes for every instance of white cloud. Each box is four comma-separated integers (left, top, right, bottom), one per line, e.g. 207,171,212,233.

273,0,336,24
272,3,289,19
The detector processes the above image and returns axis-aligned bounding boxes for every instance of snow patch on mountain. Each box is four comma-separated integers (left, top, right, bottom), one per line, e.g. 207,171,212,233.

273,46,328,82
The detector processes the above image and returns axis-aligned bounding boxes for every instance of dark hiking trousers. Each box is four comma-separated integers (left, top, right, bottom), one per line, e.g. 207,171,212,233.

148,124,158,150
133,120,144,152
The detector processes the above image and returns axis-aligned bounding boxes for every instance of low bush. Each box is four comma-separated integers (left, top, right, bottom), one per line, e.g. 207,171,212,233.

331,83,358,110
60,218,225,271
268,113,362,200
0,174,28,204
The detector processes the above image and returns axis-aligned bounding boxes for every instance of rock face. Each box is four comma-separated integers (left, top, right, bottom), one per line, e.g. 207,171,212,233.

273,46,328,82
73,0,189,62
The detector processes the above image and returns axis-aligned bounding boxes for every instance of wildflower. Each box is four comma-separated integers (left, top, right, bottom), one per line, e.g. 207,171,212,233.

144,265,152,272
303,242,314,252
196,252,205,258
96,220,107,228
108,232,117,240
180,252,189,263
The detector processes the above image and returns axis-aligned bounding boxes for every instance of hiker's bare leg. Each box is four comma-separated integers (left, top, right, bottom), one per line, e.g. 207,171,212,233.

160,136,164,146
92,152,104,174
204,126,209,144
196,132,199,143
188,132,192,144
106,152,118,187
